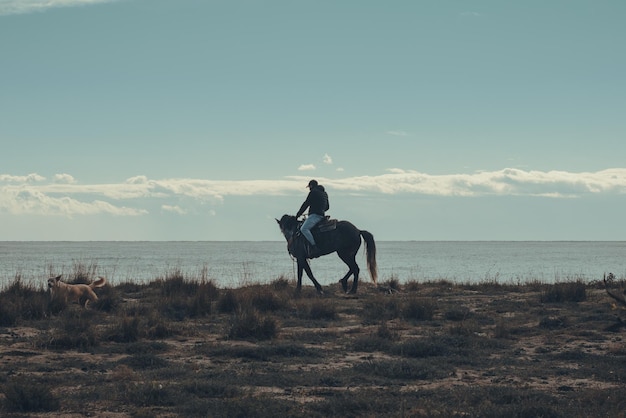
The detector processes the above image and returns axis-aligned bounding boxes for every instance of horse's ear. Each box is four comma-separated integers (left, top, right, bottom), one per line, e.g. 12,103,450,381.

55,274,62,281
275,218,280,224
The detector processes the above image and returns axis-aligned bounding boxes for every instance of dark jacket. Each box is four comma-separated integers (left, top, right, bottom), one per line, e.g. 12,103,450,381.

296,185,329,218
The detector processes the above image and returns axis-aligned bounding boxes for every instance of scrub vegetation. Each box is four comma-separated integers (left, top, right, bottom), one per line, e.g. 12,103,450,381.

1,268,625,417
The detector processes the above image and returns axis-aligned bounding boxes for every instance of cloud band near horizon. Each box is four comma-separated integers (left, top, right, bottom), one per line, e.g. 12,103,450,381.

0,0,119,16
1,168,625,217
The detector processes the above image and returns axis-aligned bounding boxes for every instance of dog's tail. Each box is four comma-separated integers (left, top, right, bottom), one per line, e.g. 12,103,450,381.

90,276,107,289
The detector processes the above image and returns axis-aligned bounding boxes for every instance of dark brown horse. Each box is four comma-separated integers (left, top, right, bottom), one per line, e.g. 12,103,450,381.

276,215,377,294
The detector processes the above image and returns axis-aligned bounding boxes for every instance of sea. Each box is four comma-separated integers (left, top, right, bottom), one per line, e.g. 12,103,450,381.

1,241,625,289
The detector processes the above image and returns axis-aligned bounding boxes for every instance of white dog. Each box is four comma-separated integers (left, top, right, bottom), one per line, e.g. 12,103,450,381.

47,275,107,307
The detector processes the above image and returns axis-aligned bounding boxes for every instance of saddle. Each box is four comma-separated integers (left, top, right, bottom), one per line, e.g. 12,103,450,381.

299,216,337,235
291,217,337,258
314,217,338,233
293,217,337,241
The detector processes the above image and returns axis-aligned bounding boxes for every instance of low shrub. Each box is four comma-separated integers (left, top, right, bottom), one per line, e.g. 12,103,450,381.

92,284,120,312
182,381,241,398
381,276,401,292
352,322,399,352
217,290,239,313
249,286,290,312
125,341,169,356
393,337,448,358
353,358,451,380
158,278,216,320
107,315,140,343
403,280,421,292
376,321,399,341
444,306,471,321
207,342,317,361
160,270,190,296
352,334,393,352
271,276,291,290
402,297,436,321
363,295,402,322
3,378,60,413
121,352,169,370
46,309,100,349
298,299,337,320
0,277,49,325
448,319,482,336
145,311,177,339
0,299,19,327
539,316,568,329
120,381,178,407
541,280,586,303
494,319,512,339
228,309,278,341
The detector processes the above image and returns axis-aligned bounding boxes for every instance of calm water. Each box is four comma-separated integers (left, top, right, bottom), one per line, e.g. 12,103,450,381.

1,241,625,288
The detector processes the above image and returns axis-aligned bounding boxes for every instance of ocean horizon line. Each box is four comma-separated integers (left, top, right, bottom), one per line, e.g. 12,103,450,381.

2,239,625,243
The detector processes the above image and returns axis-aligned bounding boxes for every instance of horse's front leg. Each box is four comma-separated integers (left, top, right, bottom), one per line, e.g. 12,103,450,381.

301,259,324,294
296,261,305,295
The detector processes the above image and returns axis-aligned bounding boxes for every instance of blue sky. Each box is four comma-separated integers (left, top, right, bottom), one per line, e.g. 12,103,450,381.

1,0,625,241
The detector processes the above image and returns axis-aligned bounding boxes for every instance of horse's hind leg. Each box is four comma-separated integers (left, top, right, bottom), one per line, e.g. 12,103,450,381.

338,270,351,293
301,258,324,294
338,251,360,294
348,263,360,294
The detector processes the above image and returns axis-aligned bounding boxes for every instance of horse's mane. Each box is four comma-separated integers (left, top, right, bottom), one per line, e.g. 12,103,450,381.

279,214,300,230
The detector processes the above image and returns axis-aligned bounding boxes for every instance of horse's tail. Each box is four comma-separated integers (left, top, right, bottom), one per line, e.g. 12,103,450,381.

360,230,378,285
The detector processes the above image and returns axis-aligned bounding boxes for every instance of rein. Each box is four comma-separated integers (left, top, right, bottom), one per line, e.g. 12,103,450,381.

286,232,299,281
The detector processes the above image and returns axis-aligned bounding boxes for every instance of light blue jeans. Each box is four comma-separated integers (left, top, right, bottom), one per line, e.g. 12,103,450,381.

300,214,324,245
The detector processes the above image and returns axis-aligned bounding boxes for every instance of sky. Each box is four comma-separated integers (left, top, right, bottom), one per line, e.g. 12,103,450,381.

1,0,625,241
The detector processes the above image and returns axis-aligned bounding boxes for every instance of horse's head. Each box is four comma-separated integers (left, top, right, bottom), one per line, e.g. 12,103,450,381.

276,214,299,239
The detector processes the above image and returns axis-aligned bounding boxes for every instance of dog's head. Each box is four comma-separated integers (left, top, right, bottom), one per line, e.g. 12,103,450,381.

47,275,62,289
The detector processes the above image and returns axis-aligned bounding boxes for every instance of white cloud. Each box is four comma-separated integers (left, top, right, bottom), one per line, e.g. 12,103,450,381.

162,205,187,215
0,0,120,16
322,168,626,197
126,175,149,185
0,173,46,183
2,168,626,217
54,173,76,184
298,164,316,171
323,154,333,165
387,130,409,137
0,187,146,217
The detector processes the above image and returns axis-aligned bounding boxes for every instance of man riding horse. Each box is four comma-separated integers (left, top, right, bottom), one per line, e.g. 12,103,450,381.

277,179,377,294
295,179,329,258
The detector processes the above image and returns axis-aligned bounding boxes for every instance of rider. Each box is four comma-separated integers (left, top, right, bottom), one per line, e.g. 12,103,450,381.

296,179,329,257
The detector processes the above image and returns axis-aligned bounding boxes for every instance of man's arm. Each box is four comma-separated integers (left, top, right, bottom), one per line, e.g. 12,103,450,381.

296,193,312,218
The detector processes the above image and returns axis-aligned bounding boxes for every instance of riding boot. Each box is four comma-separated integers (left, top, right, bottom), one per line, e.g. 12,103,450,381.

307,242,320,259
